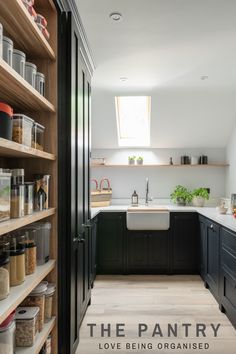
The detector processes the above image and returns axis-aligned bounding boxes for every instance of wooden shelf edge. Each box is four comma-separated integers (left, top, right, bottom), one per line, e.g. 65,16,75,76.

0,208,56,236
0,0,55,60
16,317,56,354
0,260,56,323
91,164,229,168
0,138,56,160
0,59,55,112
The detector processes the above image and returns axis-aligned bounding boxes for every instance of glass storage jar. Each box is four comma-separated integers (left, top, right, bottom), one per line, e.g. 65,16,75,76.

19,230,36,275
0,313,15,354
2,36,13,67
32,222,51,265
44,283,55,322
34,174,50,211
32,123,45,151
9,234,26,286
15,306,39,347
12,114,34,147
25,182,34,215
11,184,25,218
0,170,11,222
21,281,48,332
0,253,10,301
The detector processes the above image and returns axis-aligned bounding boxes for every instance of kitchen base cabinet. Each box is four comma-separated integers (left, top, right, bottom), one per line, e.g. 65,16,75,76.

171,213,198,274
220,227,236,328
90,217,98,287
127,231,169,274
97,213,125,274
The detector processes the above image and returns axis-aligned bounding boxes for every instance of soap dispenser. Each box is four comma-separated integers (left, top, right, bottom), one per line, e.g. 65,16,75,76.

131,190,139,206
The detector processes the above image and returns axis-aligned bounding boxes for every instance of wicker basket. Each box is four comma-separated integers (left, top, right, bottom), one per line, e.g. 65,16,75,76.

91,178,112,207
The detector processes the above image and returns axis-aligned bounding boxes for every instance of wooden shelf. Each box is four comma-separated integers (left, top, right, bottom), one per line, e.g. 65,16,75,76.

0,58,55,112
0,0,55,60
91,163,229,168
0,138,56,160
0,260,56,323
16,317,56,354
0,208,56,236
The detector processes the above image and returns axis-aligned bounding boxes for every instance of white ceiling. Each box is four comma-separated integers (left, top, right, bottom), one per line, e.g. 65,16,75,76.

77,0,236,148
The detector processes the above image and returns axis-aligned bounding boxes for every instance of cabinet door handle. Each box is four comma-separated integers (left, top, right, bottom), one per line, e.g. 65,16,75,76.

210,224,214,229
78,238,85,243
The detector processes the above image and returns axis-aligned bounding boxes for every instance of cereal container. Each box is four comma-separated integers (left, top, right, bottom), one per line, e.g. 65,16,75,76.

15,307,39,347
44,283,56,322
12,114,34,147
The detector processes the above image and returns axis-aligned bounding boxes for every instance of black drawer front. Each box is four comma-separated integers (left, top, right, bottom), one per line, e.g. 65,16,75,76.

223,273,236,309
221,248,236,276
221,227,236,255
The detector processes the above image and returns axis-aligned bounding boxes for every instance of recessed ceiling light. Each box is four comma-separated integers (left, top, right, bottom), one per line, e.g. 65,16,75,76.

120,77,128,82
200,75,209,80
110,12,123,22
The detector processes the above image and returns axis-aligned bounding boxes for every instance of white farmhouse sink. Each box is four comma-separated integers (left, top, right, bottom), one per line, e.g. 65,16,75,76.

126,206,170,230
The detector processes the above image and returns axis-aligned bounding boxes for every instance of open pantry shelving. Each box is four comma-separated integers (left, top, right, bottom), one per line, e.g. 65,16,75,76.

0,0,58,353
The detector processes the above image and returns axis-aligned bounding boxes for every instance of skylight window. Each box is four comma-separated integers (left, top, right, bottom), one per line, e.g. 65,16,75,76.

115,96,151,147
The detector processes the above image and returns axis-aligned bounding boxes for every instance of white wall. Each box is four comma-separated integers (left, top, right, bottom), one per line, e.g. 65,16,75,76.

91,148,226,203
226,121,236,197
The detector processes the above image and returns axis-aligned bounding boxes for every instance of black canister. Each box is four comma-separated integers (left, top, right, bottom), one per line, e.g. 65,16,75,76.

199,155,208,164
0,103,13,140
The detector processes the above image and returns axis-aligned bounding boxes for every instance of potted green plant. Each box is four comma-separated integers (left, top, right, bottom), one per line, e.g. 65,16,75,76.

192,188,209,207
128,156,136,165
137,157,143,165
170,185,192,206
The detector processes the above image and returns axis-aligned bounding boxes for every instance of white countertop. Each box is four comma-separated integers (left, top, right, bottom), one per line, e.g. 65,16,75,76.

90,205,236,233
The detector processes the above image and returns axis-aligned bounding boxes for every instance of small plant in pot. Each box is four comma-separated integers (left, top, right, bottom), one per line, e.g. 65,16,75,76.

137,157,143,165
192,188,209,207
170,185,192,206
128,156,136,165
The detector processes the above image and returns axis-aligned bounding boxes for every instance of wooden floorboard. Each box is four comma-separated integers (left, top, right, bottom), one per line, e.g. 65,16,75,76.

76,275,236,354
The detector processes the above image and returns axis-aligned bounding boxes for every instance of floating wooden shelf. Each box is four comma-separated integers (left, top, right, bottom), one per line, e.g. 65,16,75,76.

0,138,56,160
16,317,56,354
0,59,55,112
0,0,55,60
0,208,56,236
0,260,56,323
91,163,229,168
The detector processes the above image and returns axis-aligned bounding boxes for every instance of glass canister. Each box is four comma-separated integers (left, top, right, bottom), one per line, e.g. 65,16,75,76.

9,234,26,286
15,306,39,347
44,283,56,322
0,170,11,222
34,175,50,211
11,169,24,186
21,281,48,332
12,114,34,147
25,182,34,215
0,313,15,354
19,229,37,275
0,253,10,301
25,62,37,88
32,123,45,151
2,36,13,67
10,184,25,218
231,194,236,214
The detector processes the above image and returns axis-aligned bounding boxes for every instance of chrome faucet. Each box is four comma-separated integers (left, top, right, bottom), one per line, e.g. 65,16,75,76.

145,177,149,206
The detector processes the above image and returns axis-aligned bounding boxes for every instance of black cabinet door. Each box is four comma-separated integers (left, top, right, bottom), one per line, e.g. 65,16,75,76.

90,217,98,287
220,227,236,328
205,220,220,300
148,231,169,273
97,213,125,274
199,216,207,280
171,213,198,274
127,231,169,274
127,232,148,272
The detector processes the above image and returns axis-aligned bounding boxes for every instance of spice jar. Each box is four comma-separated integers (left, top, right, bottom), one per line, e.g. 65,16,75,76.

15,307,39,347
11,184,25,218
25,182,34,215
11,168,24,186
0,312,15,354
34,175,50,211
19,230,36,275
21,281,48,332
44,283,55,322
9,235,25,286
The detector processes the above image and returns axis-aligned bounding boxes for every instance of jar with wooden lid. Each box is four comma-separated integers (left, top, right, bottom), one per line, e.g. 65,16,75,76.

21,281,48,332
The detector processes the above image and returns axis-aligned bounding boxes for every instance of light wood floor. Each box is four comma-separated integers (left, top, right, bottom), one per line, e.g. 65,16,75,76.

76,275,236,354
